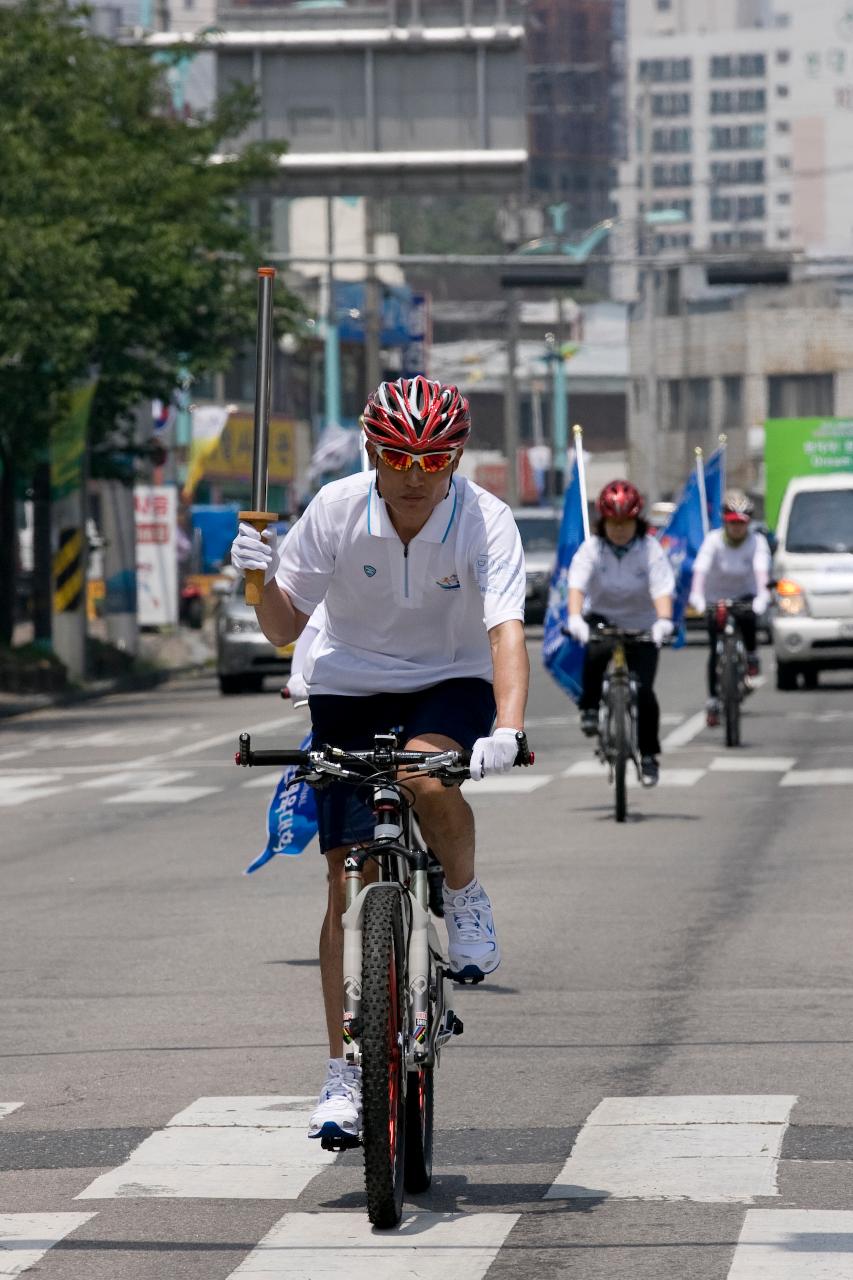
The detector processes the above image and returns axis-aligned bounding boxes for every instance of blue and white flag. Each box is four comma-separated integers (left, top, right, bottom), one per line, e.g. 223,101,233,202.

245,732,319,873
542,442,590,703
658,444,725,648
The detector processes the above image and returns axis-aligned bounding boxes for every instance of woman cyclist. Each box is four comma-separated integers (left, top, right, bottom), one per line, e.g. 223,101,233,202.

566,480,675,787
689,488,771,728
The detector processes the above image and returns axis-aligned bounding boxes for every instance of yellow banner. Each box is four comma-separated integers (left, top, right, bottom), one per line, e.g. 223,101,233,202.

201,414,296,485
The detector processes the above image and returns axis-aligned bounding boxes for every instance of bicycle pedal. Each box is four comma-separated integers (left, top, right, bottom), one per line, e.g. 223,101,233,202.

450,972,484,985
319,1132,361,1153
451,1013,464,1035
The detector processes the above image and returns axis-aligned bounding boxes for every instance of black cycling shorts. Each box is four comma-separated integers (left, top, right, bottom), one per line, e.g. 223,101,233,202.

308,677,496,853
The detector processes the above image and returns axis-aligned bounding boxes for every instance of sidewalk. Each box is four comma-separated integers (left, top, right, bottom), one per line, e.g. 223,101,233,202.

0,625,215,721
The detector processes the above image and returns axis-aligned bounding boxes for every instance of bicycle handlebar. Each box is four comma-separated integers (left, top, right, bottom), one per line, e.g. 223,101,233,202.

588,624,654,643
235,731,534,778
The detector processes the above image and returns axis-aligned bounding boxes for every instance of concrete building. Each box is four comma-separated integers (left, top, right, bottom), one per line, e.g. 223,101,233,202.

618,0,853,260
628,268,853,502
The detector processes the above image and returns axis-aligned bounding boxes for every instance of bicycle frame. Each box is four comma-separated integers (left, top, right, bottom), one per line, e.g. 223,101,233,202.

714,600,748,698
597,636,641,779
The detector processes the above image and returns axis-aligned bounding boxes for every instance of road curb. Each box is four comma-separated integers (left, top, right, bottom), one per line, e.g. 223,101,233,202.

0,663,212,722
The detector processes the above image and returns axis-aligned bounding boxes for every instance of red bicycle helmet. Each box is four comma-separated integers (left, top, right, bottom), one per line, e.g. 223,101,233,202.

722,488,753,523
597,479,644,519
362,376,471,450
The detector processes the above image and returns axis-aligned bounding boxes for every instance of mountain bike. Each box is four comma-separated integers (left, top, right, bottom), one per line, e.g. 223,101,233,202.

589,625,652,823
236,728,532,1229
711,599,752,748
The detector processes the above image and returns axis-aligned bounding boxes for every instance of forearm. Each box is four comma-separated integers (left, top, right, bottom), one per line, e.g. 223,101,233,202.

653,594,672,621
489,620,529,728
254,580,309,647
568,587,585,616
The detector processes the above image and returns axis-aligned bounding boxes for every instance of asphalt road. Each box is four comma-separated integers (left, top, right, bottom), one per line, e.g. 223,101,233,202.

2,636,853,1278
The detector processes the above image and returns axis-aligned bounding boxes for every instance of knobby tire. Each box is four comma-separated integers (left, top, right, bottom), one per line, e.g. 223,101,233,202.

722,637,741,748
611,680,628,823
404,1064,434,1193
361,887,406,1228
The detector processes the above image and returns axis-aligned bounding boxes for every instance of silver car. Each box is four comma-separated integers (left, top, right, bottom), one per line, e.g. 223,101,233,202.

513,507,560,624
215,577,294,694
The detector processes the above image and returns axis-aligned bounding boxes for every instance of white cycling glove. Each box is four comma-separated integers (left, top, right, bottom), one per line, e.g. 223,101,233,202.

468,727,520,781
752,592,770,616
651,618,674,648
688,592,706,615
567,614,590,645
231,521,280,584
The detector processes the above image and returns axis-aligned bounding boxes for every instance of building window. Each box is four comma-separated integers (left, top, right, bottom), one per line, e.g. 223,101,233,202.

776,120,791,133
653,231,691,250
776,191,791,205
711,88,767,113
663,379,682,432
736,194,765,219
722,377,743,428
638,58,692,83
711,195,733,221
653,127,692,153
652,161,692,187
653,197,692,219
777,155,791,170
652,92,691,116
768,374,834,417
710,53,766,78
687,378,711,433
711,159,765,184
656,0,672,9
776,84,790,97
710,124,766,150
776,49,791,63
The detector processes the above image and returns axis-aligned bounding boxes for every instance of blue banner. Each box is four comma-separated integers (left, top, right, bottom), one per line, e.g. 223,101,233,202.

245,732,319,873
542,452,588,703
658,446,725,647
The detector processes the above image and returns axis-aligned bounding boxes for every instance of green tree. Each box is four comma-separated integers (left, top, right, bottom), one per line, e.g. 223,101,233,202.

0,0,296,645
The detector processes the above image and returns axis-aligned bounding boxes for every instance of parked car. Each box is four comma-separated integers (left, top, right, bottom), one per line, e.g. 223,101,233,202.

215,576,294,694
770,474,853,689
513,507,560,625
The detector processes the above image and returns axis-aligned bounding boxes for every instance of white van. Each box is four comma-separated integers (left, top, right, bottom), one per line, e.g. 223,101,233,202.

771,473,853,689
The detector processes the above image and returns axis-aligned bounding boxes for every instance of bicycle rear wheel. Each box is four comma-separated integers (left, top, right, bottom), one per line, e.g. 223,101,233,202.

722,637,741,748
610,682,628,823
361,886,406,1228
404,1064,434,1192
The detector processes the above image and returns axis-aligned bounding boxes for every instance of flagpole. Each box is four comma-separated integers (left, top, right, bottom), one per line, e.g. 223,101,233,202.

718,432,727,498
695,446,709,538
573,423,590,539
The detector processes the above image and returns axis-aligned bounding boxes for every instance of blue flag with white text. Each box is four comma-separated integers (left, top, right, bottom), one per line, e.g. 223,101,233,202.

658,446,724,648
542,452,588,702
245,732,318,873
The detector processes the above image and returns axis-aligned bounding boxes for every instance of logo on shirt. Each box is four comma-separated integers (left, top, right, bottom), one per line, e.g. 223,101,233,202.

436,573,461,590
363,564,377,577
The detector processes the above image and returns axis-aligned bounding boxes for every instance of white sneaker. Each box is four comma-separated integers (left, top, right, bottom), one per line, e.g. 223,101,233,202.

443,879,500,981
307,1058,362,1141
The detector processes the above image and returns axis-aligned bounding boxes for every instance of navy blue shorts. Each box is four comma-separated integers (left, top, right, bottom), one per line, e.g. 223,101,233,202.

308,678,496,853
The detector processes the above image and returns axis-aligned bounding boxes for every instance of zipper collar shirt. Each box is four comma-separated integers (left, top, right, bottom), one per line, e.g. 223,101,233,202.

274,471,525,696
567,534,675,631
692,528,770,602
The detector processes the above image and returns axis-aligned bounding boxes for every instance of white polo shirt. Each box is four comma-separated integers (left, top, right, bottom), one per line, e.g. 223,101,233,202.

274,471,525,696
568,535,675,631
692,528,770,602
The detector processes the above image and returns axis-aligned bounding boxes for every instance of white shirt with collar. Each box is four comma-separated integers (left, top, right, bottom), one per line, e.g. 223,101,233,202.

568,534,675,631
274,471,525,696
692,528,770,602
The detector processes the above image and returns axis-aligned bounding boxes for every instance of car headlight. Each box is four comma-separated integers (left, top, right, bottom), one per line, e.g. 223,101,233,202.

775,579,809,617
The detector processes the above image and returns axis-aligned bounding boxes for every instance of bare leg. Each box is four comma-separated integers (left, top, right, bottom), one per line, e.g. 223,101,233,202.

404,733,476,890
320,847,377,1057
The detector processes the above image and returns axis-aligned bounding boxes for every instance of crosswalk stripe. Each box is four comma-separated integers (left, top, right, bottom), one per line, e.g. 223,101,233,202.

0,778,71,808
0,1104,22,1120
710,757,796,773
561,761,705,787
0,1213,95,1275
226,1211,520,1279
545,1095,797,1203
76,1096,331,1200
661,710,708,750
105,785,221,805
780,769,853,787
463,775,553,795
726,1210,853,1278
242,775,281,790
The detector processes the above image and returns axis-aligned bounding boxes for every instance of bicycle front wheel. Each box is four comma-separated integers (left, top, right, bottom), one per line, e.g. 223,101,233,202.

610,682,628,823
404,1064,434,1192
722,637,741,748
361,886,406,1228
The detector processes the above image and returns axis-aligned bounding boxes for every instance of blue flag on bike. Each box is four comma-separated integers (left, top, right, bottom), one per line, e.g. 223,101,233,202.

542,448,589,703
658,444,725,648
245,731,319,873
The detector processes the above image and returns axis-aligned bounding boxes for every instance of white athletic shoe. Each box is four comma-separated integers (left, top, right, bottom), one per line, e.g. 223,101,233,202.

307,1058,362,1141
443,879,501,981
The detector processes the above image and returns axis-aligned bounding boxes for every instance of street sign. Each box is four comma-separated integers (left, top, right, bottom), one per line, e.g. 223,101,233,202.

135,485,178,626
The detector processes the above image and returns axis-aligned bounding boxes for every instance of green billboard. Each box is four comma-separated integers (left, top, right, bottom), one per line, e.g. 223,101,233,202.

765,417,853,529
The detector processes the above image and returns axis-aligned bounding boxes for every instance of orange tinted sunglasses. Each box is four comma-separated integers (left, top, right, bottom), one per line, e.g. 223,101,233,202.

374,444,459,474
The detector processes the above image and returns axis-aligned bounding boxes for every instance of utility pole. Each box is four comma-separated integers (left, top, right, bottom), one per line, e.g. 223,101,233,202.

503,289,520,509
639,72,660,502
325,197,342,433
364,196,382,399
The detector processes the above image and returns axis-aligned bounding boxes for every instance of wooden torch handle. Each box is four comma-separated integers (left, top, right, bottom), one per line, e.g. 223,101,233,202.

239,510,277,606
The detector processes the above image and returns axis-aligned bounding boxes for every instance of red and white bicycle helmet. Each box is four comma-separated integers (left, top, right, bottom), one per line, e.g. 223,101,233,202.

362,376,471,450
722,488,753,523
597,479,644,519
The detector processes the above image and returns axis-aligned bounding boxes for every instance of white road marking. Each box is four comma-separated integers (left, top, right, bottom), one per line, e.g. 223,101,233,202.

105,785,221,805
661,710,708,751
242,775,281,790
0,1213,94,1275
81,770,189,790
0,1104,22,1120
709,757,796,773
463,775,553,795
0,776,71,808
727,1210,853,1279
142,717,300,766
545,1094,796,1203
76,1096,331,1200
227,1211,520,1279
780,769,853,787
561,761,704,787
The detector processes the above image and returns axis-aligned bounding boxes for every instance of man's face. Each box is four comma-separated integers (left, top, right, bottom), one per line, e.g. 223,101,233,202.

367,444,461,523
725,519,749,545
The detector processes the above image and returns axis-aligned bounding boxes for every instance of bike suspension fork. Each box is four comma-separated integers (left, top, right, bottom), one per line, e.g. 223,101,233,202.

408,849,431,1061
342,850,365,1064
